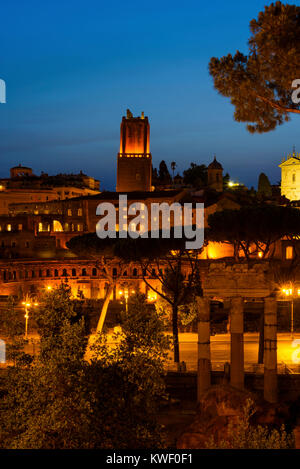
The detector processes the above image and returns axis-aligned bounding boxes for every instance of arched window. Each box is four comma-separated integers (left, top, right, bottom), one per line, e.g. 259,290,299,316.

92,267,97,276
54,269,59,277
82,268,87,276
32,270,35,278
62,268,67,277
72,268,76,276
46,269,51,277
112,268,117,277
53,220,63,232
123,270,127,276
133,268,138,276
39,269,43,277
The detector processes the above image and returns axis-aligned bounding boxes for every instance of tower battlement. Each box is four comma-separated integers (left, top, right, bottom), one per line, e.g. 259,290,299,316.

116,110,152,192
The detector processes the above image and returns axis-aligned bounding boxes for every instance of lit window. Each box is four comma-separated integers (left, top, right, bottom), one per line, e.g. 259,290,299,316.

6,224,11,231
78,208,82,216
53,220,63,232
286,246,294,260
18,224,22,231
67,209,72,216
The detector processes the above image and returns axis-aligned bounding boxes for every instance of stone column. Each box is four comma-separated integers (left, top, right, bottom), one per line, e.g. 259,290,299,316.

264,297,278,403
197,297,211,401
230,297,244,390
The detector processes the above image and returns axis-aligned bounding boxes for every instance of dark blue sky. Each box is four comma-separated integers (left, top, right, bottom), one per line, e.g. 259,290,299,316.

1,0,299,190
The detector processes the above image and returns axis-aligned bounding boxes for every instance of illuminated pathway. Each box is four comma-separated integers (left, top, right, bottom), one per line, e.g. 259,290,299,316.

24,331,300,373
166,332,300,372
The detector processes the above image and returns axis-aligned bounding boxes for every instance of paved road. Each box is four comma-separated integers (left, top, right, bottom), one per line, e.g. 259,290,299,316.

166,332,300,371
22,331,300,373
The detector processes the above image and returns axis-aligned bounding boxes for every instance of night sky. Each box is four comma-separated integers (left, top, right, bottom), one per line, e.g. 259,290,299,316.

1,0,300,190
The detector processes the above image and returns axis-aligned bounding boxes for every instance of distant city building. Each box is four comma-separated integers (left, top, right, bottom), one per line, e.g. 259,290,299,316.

0,165,100,214
279,151,300,201
116,110,152,192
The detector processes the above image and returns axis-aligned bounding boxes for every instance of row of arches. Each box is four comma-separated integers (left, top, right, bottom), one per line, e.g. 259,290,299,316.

38,221,84,233
2,266,97,282
1,265,157,282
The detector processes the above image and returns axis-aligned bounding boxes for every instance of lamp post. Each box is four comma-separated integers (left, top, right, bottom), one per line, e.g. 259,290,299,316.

282,286,300,340
119,288,135,312
22,295,39,340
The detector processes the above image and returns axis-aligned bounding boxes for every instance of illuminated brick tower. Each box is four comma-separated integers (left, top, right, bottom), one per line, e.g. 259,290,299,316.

116,109,152,192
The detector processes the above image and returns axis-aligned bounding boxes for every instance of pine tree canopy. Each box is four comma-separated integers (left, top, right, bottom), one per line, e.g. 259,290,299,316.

209,2,300,133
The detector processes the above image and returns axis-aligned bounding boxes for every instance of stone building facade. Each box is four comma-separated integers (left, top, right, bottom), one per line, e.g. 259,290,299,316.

279,151,300,201
0,165,100,214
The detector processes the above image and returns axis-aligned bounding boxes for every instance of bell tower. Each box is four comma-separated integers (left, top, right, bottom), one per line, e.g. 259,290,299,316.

207,155,223,192
116,110,152,192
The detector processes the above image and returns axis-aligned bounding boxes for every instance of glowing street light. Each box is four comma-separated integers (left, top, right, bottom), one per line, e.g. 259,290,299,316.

119,289,129,312
22,295,39,340
281,286,300,339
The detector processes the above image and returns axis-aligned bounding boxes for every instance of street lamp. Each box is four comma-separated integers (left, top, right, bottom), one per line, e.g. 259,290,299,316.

281,286,300,339
22,295,39,340
119,289,129,312
118,289,135,312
